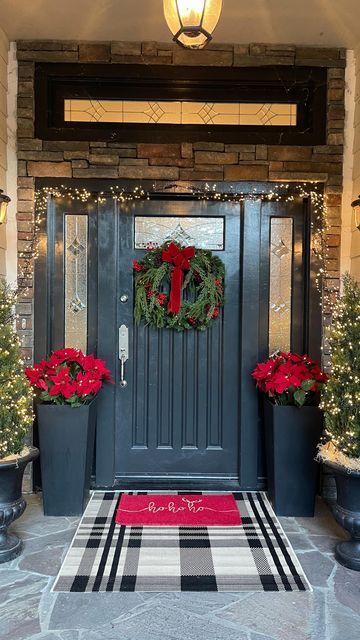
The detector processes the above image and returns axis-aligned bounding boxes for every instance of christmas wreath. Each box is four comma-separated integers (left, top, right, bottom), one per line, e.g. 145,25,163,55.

133,241,225,331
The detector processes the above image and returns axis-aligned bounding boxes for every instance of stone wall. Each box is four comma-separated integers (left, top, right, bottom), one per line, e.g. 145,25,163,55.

0,28,8,277
15,42,345,361
13,40,347,492
351,47,360,280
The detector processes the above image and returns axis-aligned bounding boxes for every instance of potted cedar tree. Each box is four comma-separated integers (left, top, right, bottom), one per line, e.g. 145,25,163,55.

26,349,112,516
317,274,360,571
252,352,327,516
0,280,38,563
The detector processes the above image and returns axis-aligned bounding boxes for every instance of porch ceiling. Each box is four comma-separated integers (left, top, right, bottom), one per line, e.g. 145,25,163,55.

0,0,359,48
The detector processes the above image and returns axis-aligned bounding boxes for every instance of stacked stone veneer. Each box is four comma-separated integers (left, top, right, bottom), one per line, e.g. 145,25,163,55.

15,43,346,490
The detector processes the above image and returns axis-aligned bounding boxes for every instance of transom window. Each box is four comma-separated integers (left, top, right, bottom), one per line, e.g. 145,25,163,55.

35,63,327,144
64,99,297,127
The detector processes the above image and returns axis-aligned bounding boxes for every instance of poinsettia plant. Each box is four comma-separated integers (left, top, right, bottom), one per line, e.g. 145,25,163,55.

25,348,113,407
252,352,327,407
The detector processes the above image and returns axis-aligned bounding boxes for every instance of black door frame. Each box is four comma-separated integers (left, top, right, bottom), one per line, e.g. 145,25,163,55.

34,178,322,490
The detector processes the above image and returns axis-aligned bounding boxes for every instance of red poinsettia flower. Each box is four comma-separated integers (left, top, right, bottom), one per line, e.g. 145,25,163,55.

82,354,112,380
76,371,102,396
48,367,77,399
251,351,327,407
48,348,84,367
24,366,48,390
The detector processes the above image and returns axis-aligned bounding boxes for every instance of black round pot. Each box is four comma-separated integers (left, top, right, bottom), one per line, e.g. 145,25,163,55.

0,446,39,564
327,461,360,571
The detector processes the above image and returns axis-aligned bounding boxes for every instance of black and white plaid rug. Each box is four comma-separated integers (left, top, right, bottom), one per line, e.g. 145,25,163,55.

52,491,311,592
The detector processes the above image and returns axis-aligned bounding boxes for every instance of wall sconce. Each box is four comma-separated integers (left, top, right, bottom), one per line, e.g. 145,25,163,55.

351,195,360,231
163,0,223,49
0,189,10,225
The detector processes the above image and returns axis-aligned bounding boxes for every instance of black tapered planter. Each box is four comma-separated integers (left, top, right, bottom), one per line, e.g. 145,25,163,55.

326,461,360,571
37,400,97,516
264,398,323,516
0,446,39,563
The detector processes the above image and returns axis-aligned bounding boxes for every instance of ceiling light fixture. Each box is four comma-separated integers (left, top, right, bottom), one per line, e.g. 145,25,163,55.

163,0,223,50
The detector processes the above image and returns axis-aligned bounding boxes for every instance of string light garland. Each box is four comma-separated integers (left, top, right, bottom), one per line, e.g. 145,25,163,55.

0,281,34,458
16,182,334,356
29,180,332,290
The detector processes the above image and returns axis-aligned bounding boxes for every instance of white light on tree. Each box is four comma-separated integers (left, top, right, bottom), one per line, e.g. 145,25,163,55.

163,0,223,49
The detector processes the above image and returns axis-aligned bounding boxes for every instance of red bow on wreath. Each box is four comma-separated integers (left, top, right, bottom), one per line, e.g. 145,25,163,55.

161,242,195,315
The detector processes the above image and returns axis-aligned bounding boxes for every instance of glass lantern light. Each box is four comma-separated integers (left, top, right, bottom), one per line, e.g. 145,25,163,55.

351,195,360,231
0,189,10,225
163,0,223,49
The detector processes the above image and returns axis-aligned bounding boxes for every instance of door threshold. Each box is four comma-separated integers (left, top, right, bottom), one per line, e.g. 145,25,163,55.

94,476,242,491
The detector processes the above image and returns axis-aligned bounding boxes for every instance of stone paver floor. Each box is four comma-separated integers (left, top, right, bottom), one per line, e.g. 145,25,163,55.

0,495,359,640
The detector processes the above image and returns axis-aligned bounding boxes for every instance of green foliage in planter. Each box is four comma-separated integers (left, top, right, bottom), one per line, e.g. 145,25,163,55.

321,273,360,458
0,280,33,457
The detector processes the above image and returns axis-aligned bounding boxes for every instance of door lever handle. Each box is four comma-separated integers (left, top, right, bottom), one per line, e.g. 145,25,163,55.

119,325,129,388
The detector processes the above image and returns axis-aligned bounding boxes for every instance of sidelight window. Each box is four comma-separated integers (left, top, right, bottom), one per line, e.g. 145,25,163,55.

64,214,88,353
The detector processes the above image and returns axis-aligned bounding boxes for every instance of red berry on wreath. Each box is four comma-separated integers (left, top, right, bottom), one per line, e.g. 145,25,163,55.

133,260,143,272
188,317,197,326
212,308,220,318
157,293,166,306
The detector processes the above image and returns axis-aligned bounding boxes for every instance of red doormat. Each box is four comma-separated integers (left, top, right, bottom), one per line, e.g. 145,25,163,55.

115,494,242,527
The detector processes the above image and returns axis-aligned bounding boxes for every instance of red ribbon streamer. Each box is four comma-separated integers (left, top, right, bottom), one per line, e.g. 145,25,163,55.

161,242,195,314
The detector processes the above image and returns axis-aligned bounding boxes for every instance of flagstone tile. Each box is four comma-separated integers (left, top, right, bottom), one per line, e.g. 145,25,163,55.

296,550,335,587
0,573,48,640
19,545,67,576
286,533,315,551
327,598,360,640
21,528,78,554
0,568,32,587
84,604,249,640
307,589,327,640
212,592,312,640
49,593,147,629
277,517,302,533
308,533,346,554
250,634,277,640
333,564,360,614
147,591,250,615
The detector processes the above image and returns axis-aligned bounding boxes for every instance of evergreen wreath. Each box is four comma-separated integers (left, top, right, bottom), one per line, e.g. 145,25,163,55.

133,241,225,331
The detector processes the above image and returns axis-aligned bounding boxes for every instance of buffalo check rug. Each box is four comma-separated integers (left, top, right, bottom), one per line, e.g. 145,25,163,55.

52,491,311,593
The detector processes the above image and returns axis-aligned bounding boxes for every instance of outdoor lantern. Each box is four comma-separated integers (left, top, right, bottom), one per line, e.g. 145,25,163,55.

0,189,10,225
351,195,360,231
163,0,223,49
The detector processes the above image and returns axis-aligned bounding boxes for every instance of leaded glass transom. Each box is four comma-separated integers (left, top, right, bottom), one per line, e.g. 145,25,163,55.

64,99,297,127
134,216,224,250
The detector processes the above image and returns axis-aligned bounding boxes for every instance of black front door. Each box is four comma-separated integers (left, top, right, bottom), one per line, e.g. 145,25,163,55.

36,184,317,489
112,198,241,481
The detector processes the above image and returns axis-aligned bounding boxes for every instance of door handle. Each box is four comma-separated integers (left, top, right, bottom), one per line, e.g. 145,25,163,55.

118,325,129,388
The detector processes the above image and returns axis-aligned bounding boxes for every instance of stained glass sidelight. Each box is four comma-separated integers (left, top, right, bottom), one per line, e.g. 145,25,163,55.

134,216,224,250
64,99,297,127
64,215,88,353
269,218,293,354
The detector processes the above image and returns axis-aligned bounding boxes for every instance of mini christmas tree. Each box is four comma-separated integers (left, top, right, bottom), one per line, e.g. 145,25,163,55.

318,273,360,469
0,279,33,458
